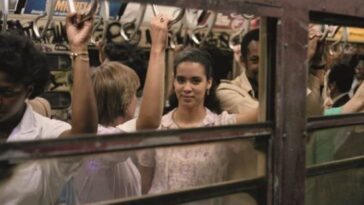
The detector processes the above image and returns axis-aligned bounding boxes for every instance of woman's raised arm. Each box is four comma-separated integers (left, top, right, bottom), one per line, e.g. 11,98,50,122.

61,12,98,136
136,14,170,130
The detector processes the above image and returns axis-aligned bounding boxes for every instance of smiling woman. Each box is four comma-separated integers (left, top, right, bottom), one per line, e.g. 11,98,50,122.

138,48,258,204
165,48,222,115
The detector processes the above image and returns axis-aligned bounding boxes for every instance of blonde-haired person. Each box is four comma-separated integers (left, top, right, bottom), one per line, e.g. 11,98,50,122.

62,14,170,204
93,62,140,125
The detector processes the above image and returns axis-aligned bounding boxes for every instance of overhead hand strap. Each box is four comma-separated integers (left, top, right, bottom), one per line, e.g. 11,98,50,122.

151,5,185,49
229,14,252,49
33,0,57,39
151,5,185,26
67,0,99,23
90,0,109,44
0,0,8,31
187,9,217,45
120,3,146,42
329,26,348,56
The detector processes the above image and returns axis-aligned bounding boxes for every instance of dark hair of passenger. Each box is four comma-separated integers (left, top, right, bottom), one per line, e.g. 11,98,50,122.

0,32,50,99
200,44,232,85
103,41,147,94
328,63,355,93
240,29,260,62
165,48,222,114
92,62,140,126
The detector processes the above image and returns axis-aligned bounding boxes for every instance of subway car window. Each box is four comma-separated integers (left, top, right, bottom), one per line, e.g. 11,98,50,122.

0,1,272,205
305,18,364,205
306,166,364,205
2,0,363,205
307,124,364,165
41,138,266,205
306,123,364,205
306,24,364,117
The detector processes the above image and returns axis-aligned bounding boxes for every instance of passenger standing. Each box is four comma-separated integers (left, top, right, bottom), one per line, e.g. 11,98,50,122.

0,12,98,205
61,14,170,204
138,48,258,205
216,29,259,114
326,63,355,108
215,29,260,205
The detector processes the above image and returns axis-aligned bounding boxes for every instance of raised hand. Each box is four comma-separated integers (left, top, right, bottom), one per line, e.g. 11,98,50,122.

65,12,93,51
150,14,171,52
308,24,321,61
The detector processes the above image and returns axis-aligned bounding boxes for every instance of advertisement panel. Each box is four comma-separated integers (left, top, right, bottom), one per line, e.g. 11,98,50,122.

23,0,122,18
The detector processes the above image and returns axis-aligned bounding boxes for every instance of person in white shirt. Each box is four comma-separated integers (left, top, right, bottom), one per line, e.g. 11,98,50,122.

59,14,170,204
0,12,98,205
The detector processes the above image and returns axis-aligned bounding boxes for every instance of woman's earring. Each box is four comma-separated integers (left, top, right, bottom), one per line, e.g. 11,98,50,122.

206,89,210,96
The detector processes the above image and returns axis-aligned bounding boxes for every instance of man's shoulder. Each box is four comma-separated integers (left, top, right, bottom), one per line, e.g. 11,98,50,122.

8,106,70,141
217,79,252,97
218,78,241,90
34,113,71,139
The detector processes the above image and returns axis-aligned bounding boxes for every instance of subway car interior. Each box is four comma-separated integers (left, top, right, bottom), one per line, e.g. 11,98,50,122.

0,0,363,205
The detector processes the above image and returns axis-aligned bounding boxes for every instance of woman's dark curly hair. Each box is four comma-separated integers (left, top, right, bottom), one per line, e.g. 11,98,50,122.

0,32,50,99
165,48,222,114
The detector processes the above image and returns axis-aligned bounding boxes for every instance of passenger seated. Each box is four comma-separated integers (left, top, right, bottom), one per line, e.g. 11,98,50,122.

0,12,97,205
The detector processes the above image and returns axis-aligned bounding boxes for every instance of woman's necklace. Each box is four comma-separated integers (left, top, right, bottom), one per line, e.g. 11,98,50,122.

172,110,205,128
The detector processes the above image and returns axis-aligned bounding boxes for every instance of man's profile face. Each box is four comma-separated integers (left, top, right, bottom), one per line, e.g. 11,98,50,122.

243,40,260,78
0,71,29,123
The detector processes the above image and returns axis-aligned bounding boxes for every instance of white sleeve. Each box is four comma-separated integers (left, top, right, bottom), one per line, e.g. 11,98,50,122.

41,118,71,139
117,118,137,133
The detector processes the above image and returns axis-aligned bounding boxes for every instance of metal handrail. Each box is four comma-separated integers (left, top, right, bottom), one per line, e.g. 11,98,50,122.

151,5,185,26
188,10,218,45
319,24,329,41
90,0,109,44
307,112,364,132
242,14,255,20
306,155,364,177
32,0,57,39
120,3,147,42
228,16,251,50
0,122,272,161
151,5,186,49
67,0,99,23
329,26,348,56
98,177,266,205
168,22,184,49
0,0,8,31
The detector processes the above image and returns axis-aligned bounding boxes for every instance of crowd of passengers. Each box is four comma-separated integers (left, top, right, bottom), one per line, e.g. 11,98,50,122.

0,11,363,205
